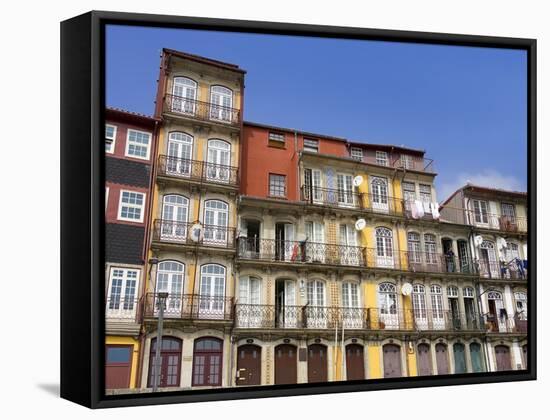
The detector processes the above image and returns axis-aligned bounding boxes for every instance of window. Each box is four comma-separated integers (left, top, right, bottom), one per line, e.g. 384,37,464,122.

269,174,286,197
419,184,432,213
125,129,151,160
105,124,116,153
307,280,325,306
407,232,421,263
463,287,474,298
375,227,394,267
107,268,139,316
514,291,527,319
337,174,354,205
193,337,223,386
117,190,145,222
350,147,363,161
105,187,109,211
204,200,229,244
206,139,231,182
166,132,193,175
447,286,459,297
430,284,444,322
239,276,261,304
161,195,189,241
172,77,197,114
199,264,226,317
412,284,427,320
303,138,319,153
342,282,359,308
210,85,233,122
401,154,414,169
268,132,286,148
505,243,520,261
376,151,388,166
378,283,397,315
402,181,416,210
472,200,489,224
156,261,184,313
424,233,437,264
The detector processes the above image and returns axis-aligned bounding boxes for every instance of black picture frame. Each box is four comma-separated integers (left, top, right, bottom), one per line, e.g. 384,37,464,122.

60,10,536,409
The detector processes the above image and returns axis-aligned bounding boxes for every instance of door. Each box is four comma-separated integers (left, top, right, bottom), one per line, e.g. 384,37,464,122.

345,344,365,380
494,345,512,371
480,242,499,278
236,345,261,386
206,139,231,182
192,338,223,386
199,265,225,319
275,344,297,384
457,240,471,273
342,283,362,328
172,77,197,114
453,343,467,373
161,195,188,241
412,285,428,330
430,285,445,330
166,132,193,176
375,227,394,268
416,343,432,376
470,343,485,372
435,343,449,374
275,223,295,262
339,224,359,266
304,168,323,203
276,280,297,328
378,283,398,329
308,344,328,383
155,262,184,316
371,177,389,213
337,174,354,206
210,85,233,122
237,276,262,327
147,337,182,388
306,280,326,328
501,203,517,231
383,344,402,378
522,344,527,369
464,297,477,329
106,345,132,389
449,297,461,329
107,268,139,319
488,293,507,332
203,200,228,245
306,221,325,263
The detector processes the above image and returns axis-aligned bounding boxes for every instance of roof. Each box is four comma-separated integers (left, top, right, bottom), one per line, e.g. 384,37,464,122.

440,183,527,207
163,48,246,74
106,107,159,128
347,140,425,155
243,120,347,143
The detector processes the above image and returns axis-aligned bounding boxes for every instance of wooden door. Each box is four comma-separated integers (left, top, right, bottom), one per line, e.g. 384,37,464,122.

236,345,261,386
495,345,512,371
275,344,297,384
105,345,132,389
470,343,485,372
147,338,182,388
435,343,449,374
383,344,402,378
416,343,432,376
308,344,328,383
345,344,365,380
453,343,467,373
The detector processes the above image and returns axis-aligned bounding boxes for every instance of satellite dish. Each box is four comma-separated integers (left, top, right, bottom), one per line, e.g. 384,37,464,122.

189,222,204,243
355,219,366,231
474,235,483,247
353,175,364,187
401,283,413,296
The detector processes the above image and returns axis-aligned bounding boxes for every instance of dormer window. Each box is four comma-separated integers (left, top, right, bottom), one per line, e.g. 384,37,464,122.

350,147,363,161
376,151,388,166
303,138,319,153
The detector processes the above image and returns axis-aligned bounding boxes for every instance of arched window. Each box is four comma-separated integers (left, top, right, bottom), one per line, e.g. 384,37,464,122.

172,77,197,114
407,232,421,263
430,284,444,328
378,283,398,329
199,264,226,318
166,132,193,175
206,139,231,182
447,286,459,297
203,200,229,245
375,227,394,267
210,85,233,122
487,290,502,300
192,337,223,386
424,234,437,264
463,287,474,298
147,336,182,388
156,261,184,314
412,284,427,327
161,195,189,241
480,240,498,278
514,291,527,319
371,177,389,212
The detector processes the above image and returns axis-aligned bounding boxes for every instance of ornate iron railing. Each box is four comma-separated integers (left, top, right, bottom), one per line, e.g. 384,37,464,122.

477,260,527,280
143,293,234,321
482,313,527,334
300,185,362,209
237,238,366,267
407,251,477,275
440,206,527,233
368,308,483,331
153,219,236,248
105,297,139,320
164,94,241,126
157,155,239,186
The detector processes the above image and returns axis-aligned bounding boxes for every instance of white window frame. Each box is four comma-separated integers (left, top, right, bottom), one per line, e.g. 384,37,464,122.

125,129,152,160
350,147,363,161
303,138,319,153
106,267,140,318
401,154,414,169
472,199,489,225
376,151,389,166
105,124,117,154
117,190,146,223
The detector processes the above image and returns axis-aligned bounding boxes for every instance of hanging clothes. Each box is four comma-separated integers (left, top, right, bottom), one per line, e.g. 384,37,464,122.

430,202,440,219
414,200,425,218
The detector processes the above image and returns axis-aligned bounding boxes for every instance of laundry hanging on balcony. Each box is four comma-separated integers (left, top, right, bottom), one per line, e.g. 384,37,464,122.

411,200,425,219
496,237,508,251
474,235,483,247
430,202,440,219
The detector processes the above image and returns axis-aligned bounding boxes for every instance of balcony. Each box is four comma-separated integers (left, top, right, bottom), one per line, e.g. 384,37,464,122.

234,305,483,332
105,297,139,321
407,251,477,275
360,154,435,173
237,238,366,267
157,155,238,187
477,260,527,281
143,293,234,322
153,220,236,249
440,207,527,233
163,94,240,127
482,313,527,334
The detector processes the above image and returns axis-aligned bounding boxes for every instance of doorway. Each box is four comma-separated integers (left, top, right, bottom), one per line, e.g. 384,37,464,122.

275,344,297,384
275,279,297,328
383,344,402,378
417,343,432,376
241,219,260,258
236,345,261,386
494,345,512,371
275,222,295,261
308,344,328,383
345,344,365,380
435,343,449,374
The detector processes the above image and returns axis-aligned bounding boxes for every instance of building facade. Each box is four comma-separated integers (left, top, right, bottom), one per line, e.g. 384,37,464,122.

105,48,528,393
104,107,158,390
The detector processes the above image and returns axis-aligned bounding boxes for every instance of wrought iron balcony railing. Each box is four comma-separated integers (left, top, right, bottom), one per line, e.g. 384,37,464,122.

300,186,362,209
153,220,236,249
143,293,234,321
477,260,527,280
157,155,239,186
163,94,241,126
234,304,483,332
482,312,527,334
407,251,477,275
105,297,139,321
237,238,366,267
440,206,527,233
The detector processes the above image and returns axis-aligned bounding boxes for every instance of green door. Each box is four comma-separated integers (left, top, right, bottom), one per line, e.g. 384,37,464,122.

453,343,467,373
470,342,485,372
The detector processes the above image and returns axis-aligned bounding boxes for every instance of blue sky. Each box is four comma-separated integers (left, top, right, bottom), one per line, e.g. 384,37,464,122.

106,25,527,201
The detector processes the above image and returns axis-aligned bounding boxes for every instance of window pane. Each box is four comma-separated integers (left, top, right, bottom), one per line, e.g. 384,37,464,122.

107,346,131,363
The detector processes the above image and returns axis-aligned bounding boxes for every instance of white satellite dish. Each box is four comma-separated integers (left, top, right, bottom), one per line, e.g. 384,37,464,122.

189,222,204,243
401,283,413,296
474,235,484,247
355,219,366,231
353,175,364,187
